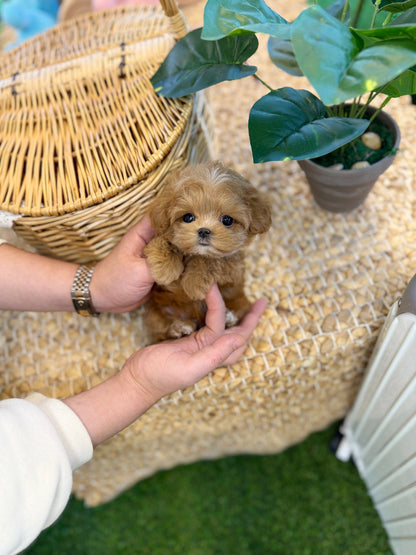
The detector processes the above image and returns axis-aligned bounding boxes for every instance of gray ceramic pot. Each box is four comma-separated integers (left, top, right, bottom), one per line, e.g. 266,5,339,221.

298,107,401,213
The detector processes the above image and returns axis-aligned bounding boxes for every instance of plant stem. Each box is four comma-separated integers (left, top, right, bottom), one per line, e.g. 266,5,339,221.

351,0,364,27
326,105,337,117
368,96,392,123
253,73,274,91
371,0,381,28
341,0,349,23
383,13,393,26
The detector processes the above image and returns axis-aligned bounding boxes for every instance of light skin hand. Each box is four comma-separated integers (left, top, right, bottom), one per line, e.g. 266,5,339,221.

90,216,155,313
125,283,267,397
64,284,267,446
0,217,154,313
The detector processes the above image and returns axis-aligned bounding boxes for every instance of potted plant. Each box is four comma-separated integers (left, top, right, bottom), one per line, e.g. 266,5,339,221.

151,0,416,212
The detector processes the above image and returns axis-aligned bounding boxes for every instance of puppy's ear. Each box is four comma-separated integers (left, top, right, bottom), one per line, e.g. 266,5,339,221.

245,186,272,235
147,170,180,235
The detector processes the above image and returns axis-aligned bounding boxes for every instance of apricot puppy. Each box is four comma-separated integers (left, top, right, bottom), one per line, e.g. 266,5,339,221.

143,160,271,342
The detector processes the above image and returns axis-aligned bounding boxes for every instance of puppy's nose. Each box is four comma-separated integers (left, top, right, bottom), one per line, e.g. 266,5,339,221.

198,228,211,239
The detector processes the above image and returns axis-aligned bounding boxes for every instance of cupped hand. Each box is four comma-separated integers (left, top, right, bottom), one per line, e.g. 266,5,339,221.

122,284,267,402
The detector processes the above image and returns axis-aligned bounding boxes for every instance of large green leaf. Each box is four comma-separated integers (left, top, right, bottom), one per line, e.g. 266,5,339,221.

291,6,359,104
267,37,303,76
292,6,416,104
373,0,416,13
267,0,350,77
201,0,289,40
334,39,416,102
151,28,258,97
381,68,416,96
248,88,369,162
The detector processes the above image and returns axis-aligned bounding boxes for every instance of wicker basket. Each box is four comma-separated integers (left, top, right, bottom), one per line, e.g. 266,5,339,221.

0,1,214,262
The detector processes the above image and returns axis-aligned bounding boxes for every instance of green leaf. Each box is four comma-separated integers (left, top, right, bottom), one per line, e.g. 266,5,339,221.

151,28,258,98
354,23,416,41
248,88,369,162
291,6,359,104
373,0,416,13
390,6,416,22
201,0,289,40
381,68,416,96
335,39,416,102
267,37,303,77
292,6,416,104
267,0,351,77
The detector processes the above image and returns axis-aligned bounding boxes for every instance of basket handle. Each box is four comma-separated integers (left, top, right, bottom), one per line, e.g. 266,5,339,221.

159,0,188,38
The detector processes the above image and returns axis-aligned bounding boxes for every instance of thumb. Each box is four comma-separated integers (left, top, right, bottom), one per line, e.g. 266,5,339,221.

121,216,155,256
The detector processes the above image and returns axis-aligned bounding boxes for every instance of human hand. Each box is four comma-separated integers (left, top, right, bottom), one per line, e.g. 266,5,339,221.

121,284,267,402
90,216,155,313
63,284,266,446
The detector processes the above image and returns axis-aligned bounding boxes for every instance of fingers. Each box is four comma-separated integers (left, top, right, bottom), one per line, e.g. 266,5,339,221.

135,215,154,242
237,298,268,337
124,215,155,255
203,283,226,336
191,295,267,370
185,333,246,380
221,298,268,365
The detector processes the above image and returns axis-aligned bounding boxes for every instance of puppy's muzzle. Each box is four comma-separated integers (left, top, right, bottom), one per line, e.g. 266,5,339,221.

197,227,211,245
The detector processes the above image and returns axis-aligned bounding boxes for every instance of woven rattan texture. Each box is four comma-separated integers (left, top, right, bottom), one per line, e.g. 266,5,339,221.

0,6,189,217
12,94,213,262
0,3,214,262
1,0,416,506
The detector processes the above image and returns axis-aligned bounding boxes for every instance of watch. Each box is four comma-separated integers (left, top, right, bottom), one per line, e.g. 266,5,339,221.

71,264,100,316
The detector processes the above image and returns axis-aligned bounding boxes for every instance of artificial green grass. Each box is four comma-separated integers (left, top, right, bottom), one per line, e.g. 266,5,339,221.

24,423,392,555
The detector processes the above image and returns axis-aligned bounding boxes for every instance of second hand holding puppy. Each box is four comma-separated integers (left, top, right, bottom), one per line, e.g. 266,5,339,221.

143,161,271,342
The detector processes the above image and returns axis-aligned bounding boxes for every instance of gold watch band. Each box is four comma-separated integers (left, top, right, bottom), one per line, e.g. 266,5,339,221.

71,264,99,317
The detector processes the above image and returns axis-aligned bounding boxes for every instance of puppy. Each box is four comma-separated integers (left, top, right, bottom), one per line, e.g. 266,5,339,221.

143,161,271,342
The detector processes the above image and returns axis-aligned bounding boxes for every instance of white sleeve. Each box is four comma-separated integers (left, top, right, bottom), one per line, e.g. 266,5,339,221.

0,393,93,555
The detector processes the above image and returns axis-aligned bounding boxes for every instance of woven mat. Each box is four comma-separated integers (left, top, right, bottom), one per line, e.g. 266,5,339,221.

1,0,416,506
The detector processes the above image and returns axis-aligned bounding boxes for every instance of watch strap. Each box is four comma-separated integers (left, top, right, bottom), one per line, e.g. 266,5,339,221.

71,264,99,316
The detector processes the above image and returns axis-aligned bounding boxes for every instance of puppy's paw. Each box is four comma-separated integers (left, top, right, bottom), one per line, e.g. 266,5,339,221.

151,258,183,285
167,319,197,339
181,271,212,301
181,278,210,301
144,238,184,285
225,309,238,328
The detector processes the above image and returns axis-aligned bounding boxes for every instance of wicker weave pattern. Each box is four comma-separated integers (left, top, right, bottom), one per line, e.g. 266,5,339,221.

0,2,213,262
12,94,212,262
0,6,191,217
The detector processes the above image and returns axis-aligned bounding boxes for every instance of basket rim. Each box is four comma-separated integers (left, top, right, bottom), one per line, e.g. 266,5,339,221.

0,4,193,217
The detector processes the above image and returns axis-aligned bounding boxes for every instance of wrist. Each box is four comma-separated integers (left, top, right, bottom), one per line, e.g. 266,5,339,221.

71,264,100,316
122,361,162,408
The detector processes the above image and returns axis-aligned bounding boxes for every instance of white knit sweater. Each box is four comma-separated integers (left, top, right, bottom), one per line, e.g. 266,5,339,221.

0,393,93,554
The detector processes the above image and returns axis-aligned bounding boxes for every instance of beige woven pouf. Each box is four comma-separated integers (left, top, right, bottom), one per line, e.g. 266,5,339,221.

1,0,416,506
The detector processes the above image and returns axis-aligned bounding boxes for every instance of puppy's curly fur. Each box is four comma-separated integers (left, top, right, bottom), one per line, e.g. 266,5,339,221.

143,161,271,342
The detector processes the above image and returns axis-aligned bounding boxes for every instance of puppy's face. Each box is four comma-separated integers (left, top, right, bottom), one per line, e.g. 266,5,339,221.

168,182,252,256
149,161,271,257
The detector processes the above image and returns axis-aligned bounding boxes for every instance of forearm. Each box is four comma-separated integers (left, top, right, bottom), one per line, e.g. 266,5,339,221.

0,243,78,312
62,368,157,446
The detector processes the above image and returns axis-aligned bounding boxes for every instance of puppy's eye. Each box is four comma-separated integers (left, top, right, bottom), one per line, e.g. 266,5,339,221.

183,213,195,223
220,215,234,227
